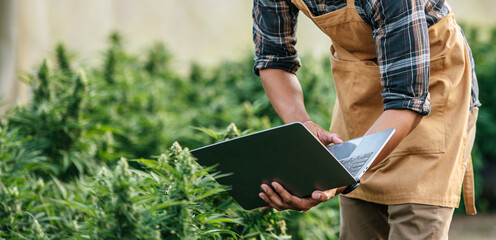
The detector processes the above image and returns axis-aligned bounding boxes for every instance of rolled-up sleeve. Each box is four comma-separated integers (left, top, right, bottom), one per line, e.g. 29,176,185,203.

369,0,431,115
252,0,301,76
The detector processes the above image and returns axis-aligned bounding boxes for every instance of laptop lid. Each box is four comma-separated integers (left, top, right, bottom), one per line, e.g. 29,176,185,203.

190,122,392,210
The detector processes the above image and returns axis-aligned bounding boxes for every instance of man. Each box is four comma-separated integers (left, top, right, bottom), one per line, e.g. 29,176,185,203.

253,0,480,239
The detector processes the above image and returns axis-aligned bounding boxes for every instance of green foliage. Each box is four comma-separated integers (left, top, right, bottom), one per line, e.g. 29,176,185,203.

3,23,495,239
56,43,73,73
0,125,290,239
68,145,287,239
458,24,496,212
5,59,94,180
0,126,74,239
0,35,339,239
286,200,340,240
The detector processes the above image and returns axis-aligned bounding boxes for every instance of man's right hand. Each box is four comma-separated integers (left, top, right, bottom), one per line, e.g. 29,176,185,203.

302,121,343,146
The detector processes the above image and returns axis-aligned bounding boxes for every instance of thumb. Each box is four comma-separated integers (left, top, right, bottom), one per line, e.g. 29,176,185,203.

312,191,324,201
312,189,337,201
318,131,343,145
330,134,343,144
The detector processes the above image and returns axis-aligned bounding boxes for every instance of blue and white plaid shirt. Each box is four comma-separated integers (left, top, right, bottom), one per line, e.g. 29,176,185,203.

253,0,480,115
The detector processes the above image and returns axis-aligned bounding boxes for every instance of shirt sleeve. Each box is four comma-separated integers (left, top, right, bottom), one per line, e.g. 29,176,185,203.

252,0,301,76
368,0,431,115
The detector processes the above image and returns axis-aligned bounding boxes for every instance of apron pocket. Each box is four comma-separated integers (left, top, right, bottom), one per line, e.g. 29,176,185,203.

329,45,383,138
389,56,448,156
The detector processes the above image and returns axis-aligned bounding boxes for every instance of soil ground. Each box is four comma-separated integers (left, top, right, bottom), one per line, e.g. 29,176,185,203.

449,214,496,240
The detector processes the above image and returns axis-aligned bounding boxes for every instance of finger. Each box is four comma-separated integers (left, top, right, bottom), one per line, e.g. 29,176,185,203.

316,131,341,146
311,191,328,203
312,188,337,202
260,205,272,210
322,188,338,200
336,185,348,194
259,192,279,210
316,131,332,145
303,122,323,141
261,184,286,210
311,191,324,202
331,134,343,144
271,182,304,210
323,133,342,145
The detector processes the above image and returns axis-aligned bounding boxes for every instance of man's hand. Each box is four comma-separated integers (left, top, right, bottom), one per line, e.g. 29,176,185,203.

259,68,346,211
302,121,343,145
259,182,347,211
256,121,344,212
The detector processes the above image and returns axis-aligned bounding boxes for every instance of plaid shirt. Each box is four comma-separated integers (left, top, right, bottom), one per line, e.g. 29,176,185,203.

253,0,480,115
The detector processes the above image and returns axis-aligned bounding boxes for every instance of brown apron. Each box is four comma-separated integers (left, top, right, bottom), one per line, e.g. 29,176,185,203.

291,0,477,214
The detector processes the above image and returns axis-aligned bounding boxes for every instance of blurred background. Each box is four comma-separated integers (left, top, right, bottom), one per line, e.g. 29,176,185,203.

0,0,495,239
1,0,496,110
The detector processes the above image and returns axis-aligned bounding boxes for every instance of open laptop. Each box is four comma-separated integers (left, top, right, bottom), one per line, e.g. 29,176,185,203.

190,122,394,210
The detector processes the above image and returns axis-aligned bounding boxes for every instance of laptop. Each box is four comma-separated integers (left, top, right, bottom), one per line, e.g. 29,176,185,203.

190,122,394,210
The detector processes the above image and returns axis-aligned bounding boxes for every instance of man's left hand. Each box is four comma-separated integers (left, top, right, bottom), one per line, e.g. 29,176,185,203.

259,182,346,211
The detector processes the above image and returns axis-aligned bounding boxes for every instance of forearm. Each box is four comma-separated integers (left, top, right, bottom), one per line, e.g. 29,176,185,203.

259,69,421,178
260,68,311,124
366,109,423,168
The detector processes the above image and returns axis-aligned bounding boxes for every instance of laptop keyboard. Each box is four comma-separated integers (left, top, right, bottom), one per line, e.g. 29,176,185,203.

339,152,374,176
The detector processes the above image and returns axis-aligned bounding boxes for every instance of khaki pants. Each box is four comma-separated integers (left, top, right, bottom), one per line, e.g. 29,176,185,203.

339,196,454,240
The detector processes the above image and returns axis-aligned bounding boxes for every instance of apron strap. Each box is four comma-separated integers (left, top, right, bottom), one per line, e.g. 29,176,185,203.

462,107,479,215
346,0,356,8
463,155,477,215
290,0,314,18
